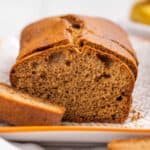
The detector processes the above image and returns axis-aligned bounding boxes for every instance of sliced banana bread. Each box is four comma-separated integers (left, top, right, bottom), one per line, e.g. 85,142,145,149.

0,83,65,126
10,14,138,123
108,137,150,150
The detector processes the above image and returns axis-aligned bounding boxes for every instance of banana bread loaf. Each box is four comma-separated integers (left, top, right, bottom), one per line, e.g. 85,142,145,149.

10,14,138,123
0,83,65,126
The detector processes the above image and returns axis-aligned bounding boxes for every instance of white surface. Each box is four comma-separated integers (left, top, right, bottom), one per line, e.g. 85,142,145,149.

0,138,19,150
0,137,45,150
0,136,106,150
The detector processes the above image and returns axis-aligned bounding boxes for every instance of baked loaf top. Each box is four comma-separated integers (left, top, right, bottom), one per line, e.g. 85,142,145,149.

0,83,65,126
18,14,138,79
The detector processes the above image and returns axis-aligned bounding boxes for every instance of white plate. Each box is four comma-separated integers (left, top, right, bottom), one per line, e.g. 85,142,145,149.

0,36,150,143
0,127,150,143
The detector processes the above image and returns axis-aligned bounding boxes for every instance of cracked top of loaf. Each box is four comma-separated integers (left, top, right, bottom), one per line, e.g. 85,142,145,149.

17,14,138,78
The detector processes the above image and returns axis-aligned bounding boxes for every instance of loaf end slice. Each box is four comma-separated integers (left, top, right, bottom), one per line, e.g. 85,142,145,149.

0,83,65,126
108,137,150,150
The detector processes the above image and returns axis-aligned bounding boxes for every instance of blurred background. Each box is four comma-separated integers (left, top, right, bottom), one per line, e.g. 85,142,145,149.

0,0,135,36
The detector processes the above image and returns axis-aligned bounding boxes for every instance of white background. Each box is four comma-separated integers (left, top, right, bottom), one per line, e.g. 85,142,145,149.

0,0,134,36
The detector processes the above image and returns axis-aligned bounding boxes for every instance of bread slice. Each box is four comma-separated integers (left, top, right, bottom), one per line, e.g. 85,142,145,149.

0,83,65,126
108,137,150,150
10,14,138,123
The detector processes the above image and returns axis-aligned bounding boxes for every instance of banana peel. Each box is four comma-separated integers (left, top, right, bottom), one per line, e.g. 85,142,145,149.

131,1,150,25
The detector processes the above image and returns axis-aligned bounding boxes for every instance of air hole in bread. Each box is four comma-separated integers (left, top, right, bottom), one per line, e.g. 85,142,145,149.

11,69,15,74
79,41,84,47
63,80,69,84
31,62,38,69
40,72,47,79
66,28,73,34
101,106,105,109
94,73,111,82
116,96,123,101
102,73,111,78
32,71,36,75
87,53,91,56
96,54,113,67
107,104,111,108
85,74,89,78
47,94,52,99
112,114,116,120
48,52,65,63
21,87,28,93
65,60,71,66
69,49,76,54
72,23,81,29
94,76,101,82
65,90,69,94
121,91,128,96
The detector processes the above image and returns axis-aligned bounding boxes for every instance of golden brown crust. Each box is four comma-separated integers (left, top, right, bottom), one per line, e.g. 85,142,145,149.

79,34,137,78
0,83,65,126
19,17,72,59
63,14,137,59
17,14,138,78
62,14,138,78
108,137,150,150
